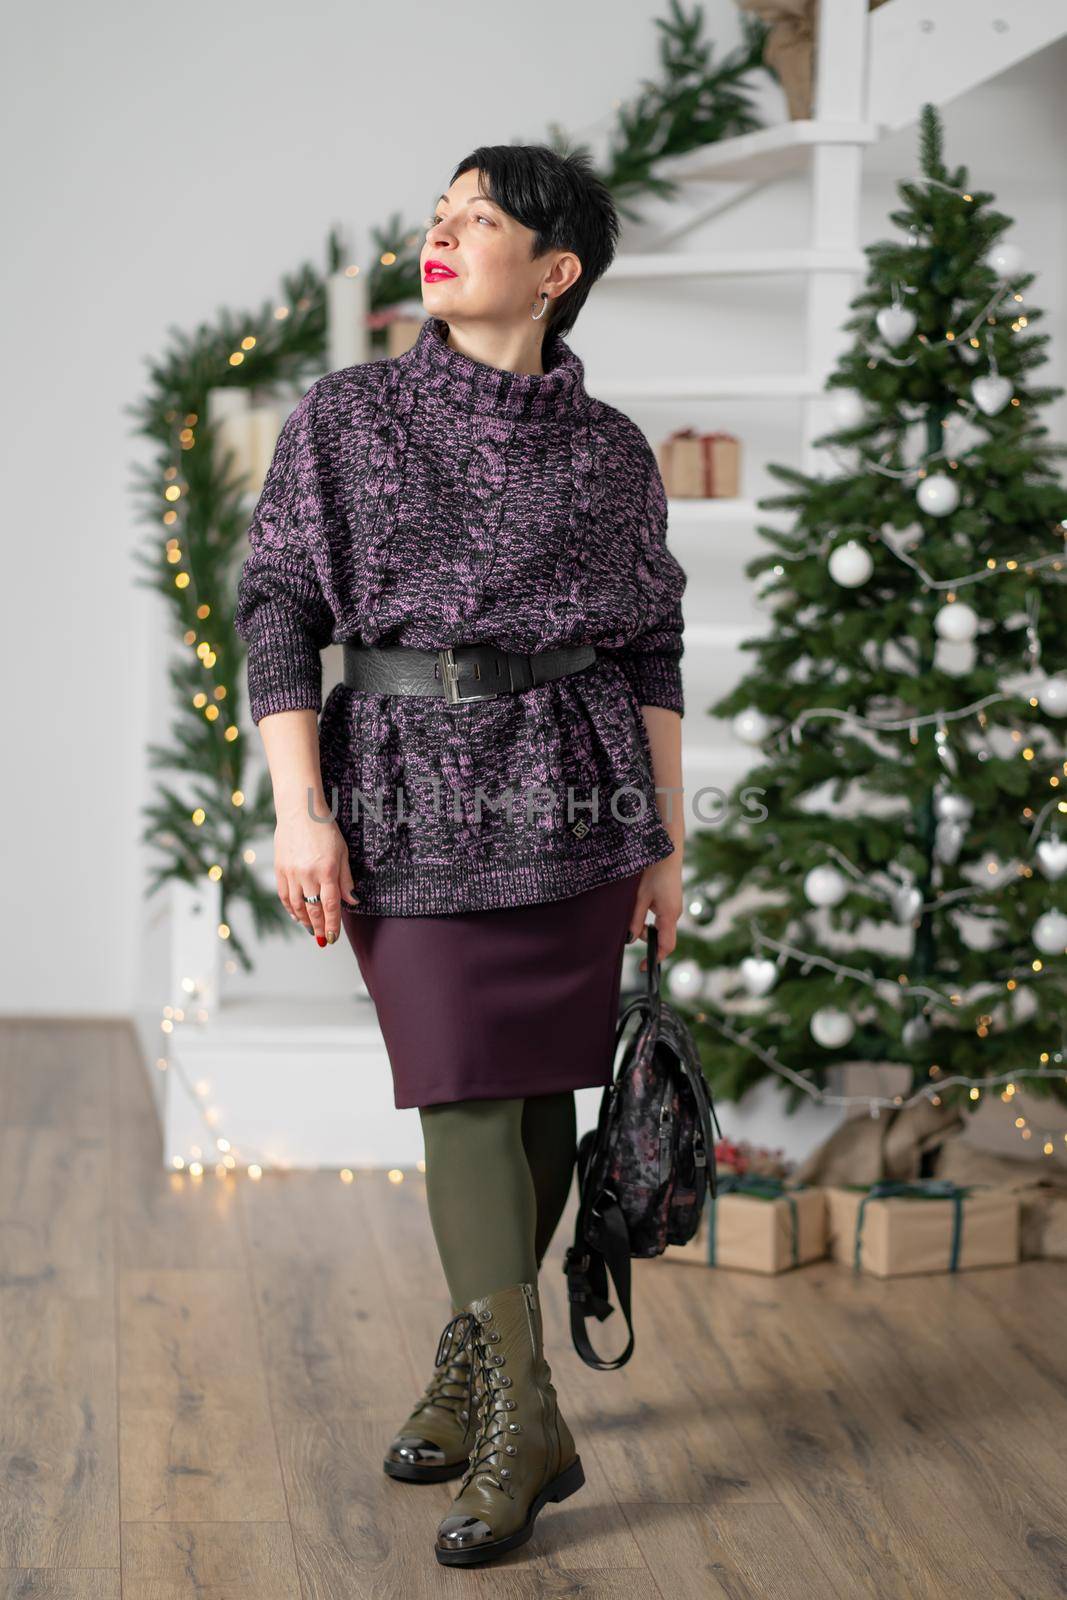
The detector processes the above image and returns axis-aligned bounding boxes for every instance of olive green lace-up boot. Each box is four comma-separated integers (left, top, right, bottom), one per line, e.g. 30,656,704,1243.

433,1279,585,1565
383,1305,482,1483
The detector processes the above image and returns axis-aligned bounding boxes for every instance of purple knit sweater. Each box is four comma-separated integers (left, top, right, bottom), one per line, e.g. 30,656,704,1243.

233,314,687,915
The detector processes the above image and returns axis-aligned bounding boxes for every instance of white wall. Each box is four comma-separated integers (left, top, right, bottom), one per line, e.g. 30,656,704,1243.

2,1,1064,1093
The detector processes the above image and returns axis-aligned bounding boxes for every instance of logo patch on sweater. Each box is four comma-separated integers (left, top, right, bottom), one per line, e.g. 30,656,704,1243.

571,818,593,838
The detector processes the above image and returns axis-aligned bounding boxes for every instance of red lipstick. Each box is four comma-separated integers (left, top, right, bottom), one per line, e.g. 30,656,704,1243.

424,259,458,281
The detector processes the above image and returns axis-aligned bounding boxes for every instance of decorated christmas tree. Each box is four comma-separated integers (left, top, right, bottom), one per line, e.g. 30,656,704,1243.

676,103,1067,1120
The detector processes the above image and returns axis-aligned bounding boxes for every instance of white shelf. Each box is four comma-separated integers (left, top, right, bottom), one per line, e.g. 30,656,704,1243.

607,247,867,280
653,119,881,184
596,373,825,402
667,498,794,525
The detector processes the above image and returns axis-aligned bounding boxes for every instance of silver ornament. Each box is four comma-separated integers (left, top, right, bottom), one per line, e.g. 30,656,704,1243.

810,1007,855,1048
986,241,1024,278
933,790,974,825
935,820,964,864
804,864,848,907
876,304,916,346
918,473,960,517
685,890,716,925
665,958,704,1000
891,884,923,923
1036,676,1067,717
733,707,771,745
828,540,874,588
934,601,978,642
1032,910,1067,956
740,957,778,997
902,1015,931,1046
971,375,1013,415
1035,837,1067,882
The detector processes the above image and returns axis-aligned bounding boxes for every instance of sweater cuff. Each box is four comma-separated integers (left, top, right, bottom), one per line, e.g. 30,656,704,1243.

245,599,324,724
620,652,685,716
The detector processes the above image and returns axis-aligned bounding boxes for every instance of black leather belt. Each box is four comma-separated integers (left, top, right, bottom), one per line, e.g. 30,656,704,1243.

342,642,598,706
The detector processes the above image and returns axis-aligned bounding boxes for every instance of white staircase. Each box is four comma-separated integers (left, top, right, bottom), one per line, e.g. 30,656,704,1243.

136,0,1067,1170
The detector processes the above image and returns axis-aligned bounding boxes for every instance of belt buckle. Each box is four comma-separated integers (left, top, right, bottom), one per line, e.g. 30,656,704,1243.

437,646,496,706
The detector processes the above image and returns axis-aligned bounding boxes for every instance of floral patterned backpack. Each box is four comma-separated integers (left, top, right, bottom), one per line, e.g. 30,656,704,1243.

563,923,722,1370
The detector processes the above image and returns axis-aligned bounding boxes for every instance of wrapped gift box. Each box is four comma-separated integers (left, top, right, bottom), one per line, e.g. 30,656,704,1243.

825,1181,1020,1278
935,1140,1067,1260
664,1176,827,1273
657,429,741,498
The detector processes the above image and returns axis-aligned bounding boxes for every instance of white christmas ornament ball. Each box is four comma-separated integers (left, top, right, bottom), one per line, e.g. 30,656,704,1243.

829,389,866,428
828,540,874,588
810,1007,855,1049
917,473,960,517
804,864,848,907
1036,676,1067,717
733,707,771,745
1032,911,1067,956
934,601,979,643
665,958,704,1000
987,242,1023,278
876,304,916,346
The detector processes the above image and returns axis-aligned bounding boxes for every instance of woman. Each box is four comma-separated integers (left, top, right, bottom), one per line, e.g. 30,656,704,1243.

233,143,687,1566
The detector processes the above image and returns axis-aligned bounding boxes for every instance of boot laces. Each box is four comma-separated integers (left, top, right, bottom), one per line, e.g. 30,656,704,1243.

453,1311,519,1499
421,1311,479,1424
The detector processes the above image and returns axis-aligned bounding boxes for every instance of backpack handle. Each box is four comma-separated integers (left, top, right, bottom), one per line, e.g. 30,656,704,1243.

645,921,662,1007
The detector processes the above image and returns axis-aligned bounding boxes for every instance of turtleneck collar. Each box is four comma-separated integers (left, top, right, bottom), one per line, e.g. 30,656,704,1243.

396,314,589,423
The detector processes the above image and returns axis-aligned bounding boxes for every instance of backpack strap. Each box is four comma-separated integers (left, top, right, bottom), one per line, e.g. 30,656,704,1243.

563,1189,635,1370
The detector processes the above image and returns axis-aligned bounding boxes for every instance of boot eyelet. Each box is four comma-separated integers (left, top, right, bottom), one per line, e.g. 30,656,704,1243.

505,1444,517,1454
500,1467,510,1478
500,1375,512,1386
506,1398,516,1408
508,1421,521,1431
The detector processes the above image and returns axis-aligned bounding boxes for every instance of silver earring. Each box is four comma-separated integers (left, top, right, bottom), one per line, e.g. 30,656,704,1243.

531,292,549,322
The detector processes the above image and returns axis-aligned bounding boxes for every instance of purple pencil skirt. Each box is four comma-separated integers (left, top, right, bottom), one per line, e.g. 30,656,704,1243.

339,869,643,1109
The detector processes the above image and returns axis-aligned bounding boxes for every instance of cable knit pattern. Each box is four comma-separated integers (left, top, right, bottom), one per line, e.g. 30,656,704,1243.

233,315,687,915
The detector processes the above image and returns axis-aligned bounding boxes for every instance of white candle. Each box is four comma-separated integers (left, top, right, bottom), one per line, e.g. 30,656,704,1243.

249,404,283,492
207,386,256,486
327,267,369,372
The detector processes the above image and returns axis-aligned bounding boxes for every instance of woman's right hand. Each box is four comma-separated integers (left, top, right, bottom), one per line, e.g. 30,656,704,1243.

274,811,359,946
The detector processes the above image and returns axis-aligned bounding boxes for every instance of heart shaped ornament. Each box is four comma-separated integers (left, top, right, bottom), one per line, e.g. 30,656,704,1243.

740,957,778,997
876,305,916,346
1035,837,1067,881
971,375,1013,415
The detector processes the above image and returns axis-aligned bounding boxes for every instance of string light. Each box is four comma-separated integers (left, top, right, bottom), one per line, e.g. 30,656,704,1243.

775,520,1066,591
692,1008,1066,1128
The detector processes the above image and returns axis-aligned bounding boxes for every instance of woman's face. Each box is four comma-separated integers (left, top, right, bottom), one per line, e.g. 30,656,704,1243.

421,168,578,325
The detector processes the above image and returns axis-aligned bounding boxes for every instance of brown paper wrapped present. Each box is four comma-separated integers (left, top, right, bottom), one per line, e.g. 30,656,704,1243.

665,1176,826,1273
825,1181,1020,1278
657,430,741,498
794,1097,966,1188
936,1140,1067,1260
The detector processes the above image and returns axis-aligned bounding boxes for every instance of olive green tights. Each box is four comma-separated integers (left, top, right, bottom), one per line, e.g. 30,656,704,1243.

417,1091,578,1310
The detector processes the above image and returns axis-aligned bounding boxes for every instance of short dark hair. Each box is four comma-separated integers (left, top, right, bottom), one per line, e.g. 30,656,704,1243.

446,144,619,342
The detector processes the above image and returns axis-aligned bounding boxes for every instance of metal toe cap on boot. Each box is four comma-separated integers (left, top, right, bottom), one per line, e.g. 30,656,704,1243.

436,1513,495,1551
387,1434,447,1468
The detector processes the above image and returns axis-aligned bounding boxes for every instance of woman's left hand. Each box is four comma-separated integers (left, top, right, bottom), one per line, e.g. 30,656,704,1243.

627,850,684,971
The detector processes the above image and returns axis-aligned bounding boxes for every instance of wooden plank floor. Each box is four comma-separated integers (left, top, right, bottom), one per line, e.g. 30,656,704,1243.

2,1018,1066,1599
